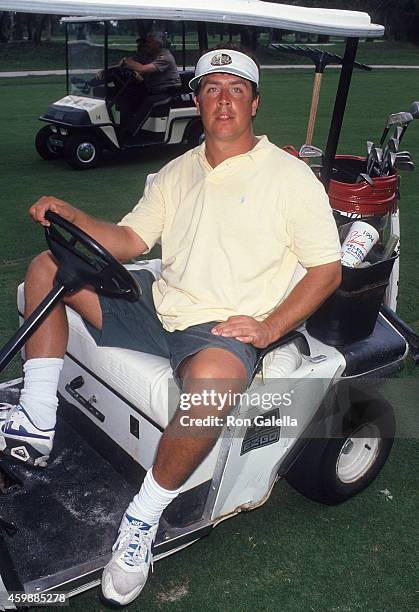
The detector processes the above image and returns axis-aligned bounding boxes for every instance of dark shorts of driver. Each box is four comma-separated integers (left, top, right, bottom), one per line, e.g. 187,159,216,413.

85,270,257,387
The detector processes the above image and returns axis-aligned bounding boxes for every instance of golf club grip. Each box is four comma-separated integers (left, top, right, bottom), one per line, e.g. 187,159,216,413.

305,72,323,146
381,304,419,364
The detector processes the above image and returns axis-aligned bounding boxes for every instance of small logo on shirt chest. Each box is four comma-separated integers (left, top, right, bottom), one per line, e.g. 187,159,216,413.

240,196,246,204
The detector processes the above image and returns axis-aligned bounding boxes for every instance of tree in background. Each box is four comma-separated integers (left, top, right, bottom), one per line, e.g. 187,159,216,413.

0,11,61,44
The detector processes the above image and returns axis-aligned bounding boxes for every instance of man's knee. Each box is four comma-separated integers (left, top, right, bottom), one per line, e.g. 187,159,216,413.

182,348,248,389
25,250,57,287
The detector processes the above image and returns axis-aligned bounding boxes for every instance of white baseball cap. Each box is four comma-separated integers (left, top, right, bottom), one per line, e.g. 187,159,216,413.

189,49,259,91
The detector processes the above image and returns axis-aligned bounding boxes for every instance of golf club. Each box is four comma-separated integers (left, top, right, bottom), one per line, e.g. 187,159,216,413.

394,160,415,172
398,113,415,146
382,151,397,176
387,137,399,154
356,173,374,186
395,151,412,163
298,143,324,160
379,111,413,146
367,146,379,176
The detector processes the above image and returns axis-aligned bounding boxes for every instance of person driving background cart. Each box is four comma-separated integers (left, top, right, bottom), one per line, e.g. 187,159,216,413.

107,30,181,135
1,46,341,606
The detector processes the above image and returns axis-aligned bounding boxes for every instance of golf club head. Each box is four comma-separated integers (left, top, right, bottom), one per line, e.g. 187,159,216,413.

395,126,403,140
387,111,413,127
310,164,323,179
367,140,374,154
388,137,399,153
356,173,374,186
395,152,412,163
395,160,415,172
367,146,379,176
299,144,324,159
384,152,397,175
409,101,419,119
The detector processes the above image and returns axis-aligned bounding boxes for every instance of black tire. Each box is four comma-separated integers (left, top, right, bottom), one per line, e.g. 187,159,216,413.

35,125,63,160
185,120,204,146
63,132,103,170
285,397,395,505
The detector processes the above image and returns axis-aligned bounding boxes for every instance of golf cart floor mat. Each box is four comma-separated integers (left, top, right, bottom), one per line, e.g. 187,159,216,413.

0,408,138,586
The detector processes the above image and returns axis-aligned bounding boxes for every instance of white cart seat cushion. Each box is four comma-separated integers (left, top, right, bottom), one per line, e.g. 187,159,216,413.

17,258,303,430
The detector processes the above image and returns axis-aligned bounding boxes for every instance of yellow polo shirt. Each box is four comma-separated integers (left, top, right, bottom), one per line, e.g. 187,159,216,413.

119,136,340,332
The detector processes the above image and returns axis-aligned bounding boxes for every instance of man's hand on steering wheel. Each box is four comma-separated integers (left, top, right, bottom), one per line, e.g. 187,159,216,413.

29,196,78,227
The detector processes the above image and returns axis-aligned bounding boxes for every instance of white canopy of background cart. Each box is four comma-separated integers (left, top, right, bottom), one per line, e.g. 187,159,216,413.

0,0,384,38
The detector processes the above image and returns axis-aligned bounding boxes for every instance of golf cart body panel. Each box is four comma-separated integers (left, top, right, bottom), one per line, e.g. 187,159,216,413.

0,0,417,607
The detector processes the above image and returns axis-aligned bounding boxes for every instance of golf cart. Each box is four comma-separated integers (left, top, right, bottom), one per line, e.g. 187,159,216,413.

0,0,418,608
35,18,204,169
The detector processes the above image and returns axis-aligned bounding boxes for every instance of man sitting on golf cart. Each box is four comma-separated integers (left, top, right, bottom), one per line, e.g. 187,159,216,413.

1,47,341,606
113,30,181,134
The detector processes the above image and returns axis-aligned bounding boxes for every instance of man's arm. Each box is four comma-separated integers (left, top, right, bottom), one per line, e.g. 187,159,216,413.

29,196,149,262
212,260,342,348
123,57,159,74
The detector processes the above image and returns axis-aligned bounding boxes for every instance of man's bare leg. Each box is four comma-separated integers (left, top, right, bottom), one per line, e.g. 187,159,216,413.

24,250,103,359
102,347,248,604
153,347,247,489
125,347,247,517
2,250,103,465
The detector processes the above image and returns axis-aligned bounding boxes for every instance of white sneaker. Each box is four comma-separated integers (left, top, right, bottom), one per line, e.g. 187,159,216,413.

0,403,13,452
101,514,158,606
1,404,54,467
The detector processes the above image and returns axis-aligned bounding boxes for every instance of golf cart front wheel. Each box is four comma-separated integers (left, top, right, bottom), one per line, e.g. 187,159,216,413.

63,133,103,170
35,125,63,160
285,398,395,505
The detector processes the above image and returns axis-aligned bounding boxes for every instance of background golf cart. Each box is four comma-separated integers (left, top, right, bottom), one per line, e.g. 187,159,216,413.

35,18,204,169
0,0,418,608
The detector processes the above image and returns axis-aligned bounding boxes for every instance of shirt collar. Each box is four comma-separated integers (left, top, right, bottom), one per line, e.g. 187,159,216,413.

193,135,269,169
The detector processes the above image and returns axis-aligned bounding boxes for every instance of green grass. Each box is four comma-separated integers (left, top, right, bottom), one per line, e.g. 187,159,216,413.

0,67,418,610
68,438,418,612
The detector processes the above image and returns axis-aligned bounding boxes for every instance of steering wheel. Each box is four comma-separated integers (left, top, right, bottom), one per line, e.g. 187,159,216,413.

103,65,140,87
44,210,141,301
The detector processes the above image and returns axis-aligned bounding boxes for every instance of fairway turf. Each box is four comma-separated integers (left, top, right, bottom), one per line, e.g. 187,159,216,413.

0,68,418,611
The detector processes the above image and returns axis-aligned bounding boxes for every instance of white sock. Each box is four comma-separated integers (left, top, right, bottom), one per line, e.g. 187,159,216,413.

19,357,64,430
126,467,183,527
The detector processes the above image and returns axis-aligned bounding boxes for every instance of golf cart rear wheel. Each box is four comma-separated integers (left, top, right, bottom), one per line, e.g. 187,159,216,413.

285,398,395,505
64,133,103,170
35,125,63,160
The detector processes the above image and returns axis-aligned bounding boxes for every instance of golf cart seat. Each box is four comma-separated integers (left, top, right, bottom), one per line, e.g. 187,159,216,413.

145,71,195,119
144,72,195,119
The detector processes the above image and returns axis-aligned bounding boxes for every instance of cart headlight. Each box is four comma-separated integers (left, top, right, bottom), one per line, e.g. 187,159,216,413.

59,128,68,136
50,125,58,133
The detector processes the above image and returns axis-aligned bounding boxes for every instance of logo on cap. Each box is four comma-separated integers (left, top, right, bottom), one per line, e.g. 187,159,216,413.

210,53,232,66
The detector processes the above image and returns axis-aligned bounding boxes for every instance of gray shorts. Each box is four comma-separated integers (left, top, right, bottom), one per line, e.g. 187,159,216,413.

85,270,258,386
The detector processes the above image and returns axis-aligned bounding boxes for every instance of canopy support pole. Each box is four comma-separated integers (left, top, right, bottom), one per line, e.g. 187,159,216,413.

321,37,359,190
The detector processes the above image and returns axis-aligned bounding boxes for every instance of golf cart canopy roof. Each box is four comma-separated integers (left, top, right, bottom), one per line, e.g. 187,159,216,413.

0,0,384,38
